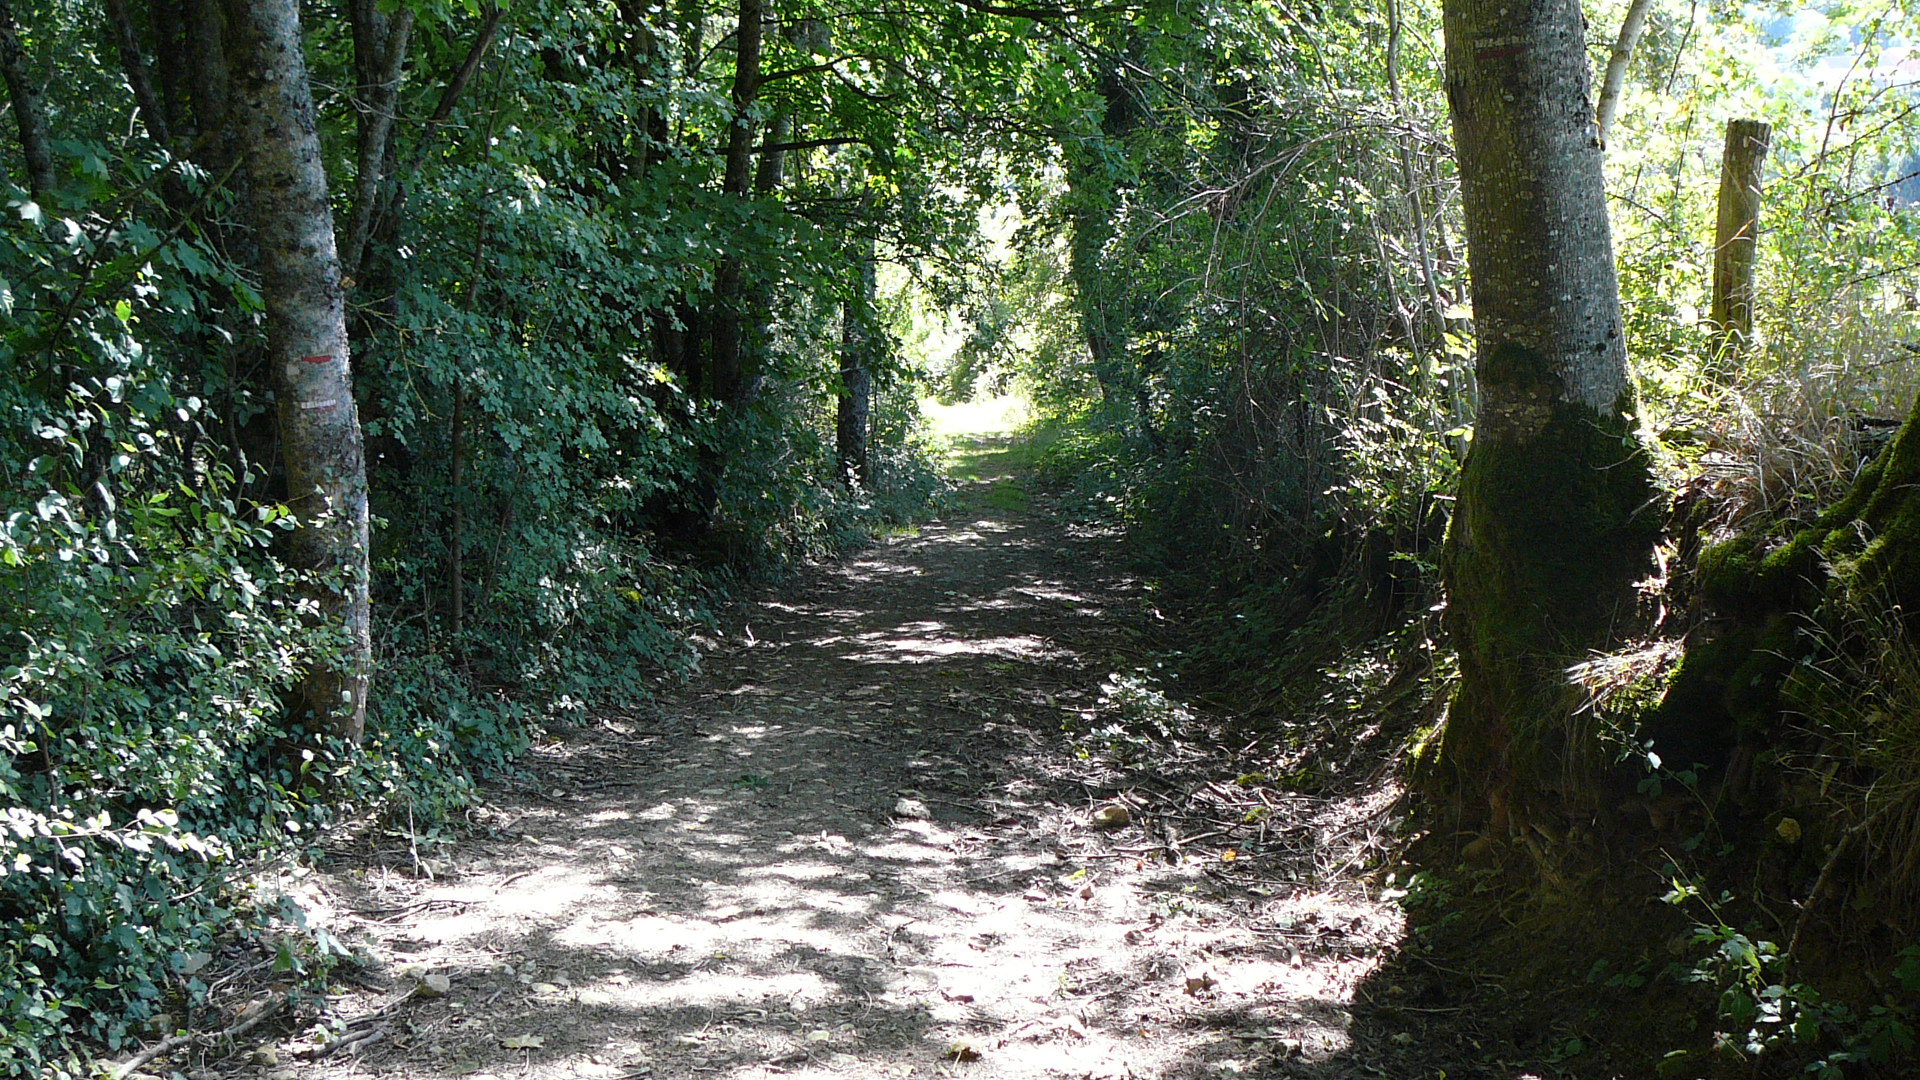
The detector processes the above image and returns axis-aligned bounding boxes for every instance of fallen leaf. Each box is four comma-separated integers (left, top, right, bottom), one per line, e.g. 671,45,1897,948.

808,1030,833,1043
1089,803,1130,828
893,797,931,820
948,1039,981,1062
500,1035,544,1050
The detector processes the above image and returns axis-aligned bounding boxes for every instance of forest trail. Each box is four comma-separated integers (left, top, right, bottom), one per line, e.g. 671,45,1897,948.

281,438,1438,1080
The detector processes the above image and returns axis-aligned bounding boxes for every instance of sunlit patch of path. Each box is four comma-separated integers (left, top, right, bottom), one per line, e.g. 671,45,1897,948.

290,438,1404,1080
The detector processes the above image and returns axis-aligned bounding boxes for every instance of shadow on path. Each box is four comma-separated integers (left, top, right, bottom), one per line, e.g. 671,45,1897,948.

276,436,1537,1080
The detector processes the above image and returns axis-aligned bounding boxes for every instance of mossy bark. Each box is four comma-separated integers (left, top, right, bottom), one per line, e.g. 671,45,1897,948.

1820,393,1920,611
1436,348,1658,819
1647,394,1920,773
1425,0,1659,827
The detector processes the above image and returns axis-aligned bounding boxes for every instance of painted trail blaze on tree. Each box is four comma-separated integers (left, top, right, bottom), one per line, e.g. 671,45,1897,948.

225,0,373,742
1429,0,1658,824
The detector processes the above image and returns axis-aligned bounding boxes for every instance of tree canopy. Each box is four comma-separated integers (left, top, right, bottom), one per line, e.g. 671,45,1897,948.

4,0,1920,1074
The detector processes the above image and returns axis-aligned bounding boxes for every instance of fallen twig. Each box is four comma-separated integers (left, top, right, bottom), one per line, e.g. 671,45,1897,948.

111,994,286,1078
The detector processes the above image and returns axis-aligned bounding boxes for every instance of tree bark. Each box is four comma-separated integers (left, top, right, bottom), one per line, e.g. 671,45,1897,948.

1428,0,1659,828
1709,118,1770,372
364,4,505,268
1066,53,1143,424
1594,0,1653,144
341,0,413,286
103,0,172,147
0,0,55,199
151,0,191,140
223,0,372,743
614,0,671,176
837,213,876,488
184,0,234,175
708,0,766,407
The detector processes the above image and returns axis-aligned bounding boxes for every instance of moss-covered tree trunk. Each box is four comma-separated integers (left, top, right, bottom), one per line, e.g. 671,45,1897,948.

1429,0,1658,829
225,0,373,743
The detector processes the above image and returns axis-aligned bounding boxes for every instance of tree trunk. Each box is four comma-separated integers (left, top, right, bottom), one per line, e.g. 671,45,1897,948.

366,4,505,270
1427,0,1659,828
1709,118,1771,373
0,0,55,199
185,0,234,175
614,0,671,176
1066,54,1142,421
223,0,372,743
708,0,766,407
837,214,876,488
151,0,192,140
1594,0,1653,144
341,0,414,286
103,0,173,147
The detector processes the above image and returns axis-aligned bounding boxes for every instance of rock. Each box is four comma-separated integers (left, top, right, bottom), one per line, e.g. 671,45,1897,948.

416,972,453,997
1089,803,1130,828
893,797,931,820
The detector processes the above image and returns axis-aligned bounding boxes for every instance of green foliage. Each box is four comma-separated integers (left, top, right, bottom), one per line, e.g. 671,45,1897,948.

0,150,337,1070
0,0,970,1062
1663,876,1919,1075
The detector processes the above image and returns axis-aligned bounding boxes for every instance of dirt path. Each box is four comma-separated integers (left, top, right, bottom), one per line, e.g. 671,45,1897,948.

277,442,1435,1080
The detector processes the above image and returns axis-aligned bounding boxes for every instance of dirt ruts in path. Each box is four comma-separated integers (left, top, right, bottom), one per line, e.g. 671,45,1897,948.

279,447,1430,1080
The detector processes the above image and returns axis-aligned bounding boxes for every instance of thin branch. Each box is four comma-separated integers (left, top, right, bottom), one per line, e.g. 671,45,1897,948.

1595,0,1653,143
948,0,1134,18
756,135,862,154
111,994,287,1079
410,3,506,170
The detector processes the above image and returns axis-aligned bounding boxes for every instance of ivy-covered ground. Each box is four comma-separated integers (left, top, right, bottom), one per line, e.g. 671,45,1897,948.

119,438,1544,1080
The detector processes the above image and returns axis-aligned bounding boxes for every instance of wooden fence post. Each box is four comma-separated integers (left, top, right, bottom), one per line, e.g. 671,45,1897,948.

1710,118,1772,373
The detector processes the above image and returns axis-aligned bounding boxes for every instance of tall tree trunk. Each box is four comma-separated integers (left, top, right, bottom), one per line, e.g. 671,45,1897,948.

837,208,876,488
103,0,172,147
341,0,414,286
708,0,766,407
1066,53,1143,423
0,0,55,199
614,0,671,176
151,0,192,140
1427,0,1658,830
223,0,373,743
185,0,234,175
364,4,505,272
1709,118,1771,373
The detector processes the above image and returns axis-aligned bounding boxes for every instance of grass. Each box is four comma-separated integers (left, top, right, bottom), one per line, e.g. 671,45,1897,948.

922,395,1050,511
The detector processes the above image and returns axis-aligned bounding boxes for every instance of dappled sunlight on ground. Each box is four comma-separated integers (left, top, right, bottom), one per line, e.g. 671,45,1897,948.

279,435,1447,1080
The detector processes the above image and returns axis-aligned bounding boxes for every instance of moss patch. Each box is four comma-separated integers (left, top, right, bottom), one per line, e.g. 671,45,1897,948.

1433,341,1661,819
